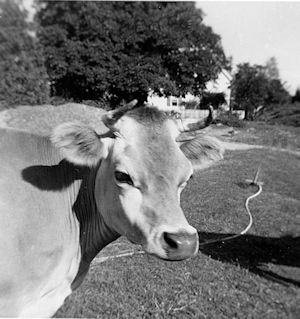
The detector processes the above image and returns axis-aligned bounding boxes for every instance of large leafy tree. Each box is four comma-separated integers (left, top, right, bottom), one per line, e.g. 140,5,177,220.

264,57,289,105
265,56,280,80
0,0,49,107
231,62,290,120
231,63,269,120
37,1,228,107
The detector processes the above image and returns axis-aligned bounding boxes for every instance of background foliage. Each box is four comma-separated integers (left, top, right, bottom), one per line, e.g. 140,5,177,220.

255,102,300,127
0,0,298,127
0,0,49,108
230,58,290,120
37,1,228,107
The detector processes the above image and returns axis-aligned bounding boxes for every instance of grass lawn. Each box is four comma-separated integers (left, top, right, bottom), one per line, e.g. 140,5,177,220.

1,104,299,318
219,121,300,152
56,148,300,318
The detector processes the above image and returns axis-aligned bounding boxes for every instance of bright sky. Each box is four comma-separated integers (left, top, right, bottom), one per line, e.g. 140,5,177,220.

197,1,300,94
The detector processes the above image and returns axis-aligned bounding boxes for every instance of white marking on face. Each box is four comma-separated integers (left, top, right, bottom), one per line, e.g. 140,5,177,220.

118,187,143,228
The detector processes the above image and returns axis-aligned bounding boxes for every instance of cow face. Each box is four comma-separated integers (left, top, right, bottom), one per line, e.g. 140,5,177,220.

51,105,224,261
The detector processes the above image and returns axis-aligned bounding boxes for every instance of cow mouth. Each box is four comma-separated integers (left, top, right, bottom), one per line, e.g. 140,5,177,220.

144,247,198,261
142,233,199,261
124,224,199,261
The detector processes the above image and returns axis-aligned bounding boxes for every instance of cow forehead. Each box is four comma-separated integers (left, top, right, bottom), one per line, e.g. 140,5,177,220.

114,115,179,142
111,116,192,181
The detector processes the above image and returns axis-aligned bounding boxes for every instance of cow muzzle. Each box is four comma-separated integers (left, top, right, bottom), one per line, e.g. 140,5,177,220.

159,230,199,260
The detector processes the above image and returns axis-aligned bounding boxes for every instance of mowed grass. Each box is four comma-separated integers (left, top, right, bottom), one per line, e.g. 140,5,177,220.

224,121,300,152
56,148,300,318
1,105,299,318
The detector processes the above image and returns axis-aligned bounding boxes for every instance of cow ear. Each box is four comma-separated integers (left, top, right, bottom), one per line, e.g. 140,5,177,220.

51,122,113,167
180,135,224,170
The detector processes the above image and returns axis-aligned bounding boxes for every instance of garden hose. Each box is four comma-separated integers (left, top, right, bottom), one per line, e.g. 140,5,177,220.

199,166,263,246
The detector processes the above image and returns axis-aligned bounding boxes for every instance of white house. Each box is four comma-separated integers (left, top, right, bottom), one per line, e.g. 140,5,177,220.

205,69,232,109
146,92,199,112
147,69,232,111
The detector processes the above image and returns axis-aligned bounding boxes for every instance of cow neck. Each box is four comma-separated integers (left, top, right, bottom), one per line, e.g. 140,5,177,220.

73,163,119,264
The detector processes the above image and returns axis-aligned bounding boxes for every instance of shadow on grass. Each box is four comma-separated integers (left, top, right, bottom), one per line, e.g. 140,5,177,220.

198,231,300,287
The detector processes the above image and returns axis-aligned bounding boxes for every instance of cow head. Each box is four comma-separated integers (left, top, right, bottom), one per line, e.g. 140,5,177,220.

51,101,224,261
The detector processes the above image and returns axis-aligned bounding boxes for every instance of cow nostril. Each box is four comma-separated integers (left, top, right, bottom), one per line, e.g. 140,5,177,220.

159,231,199,260
163,232,178,249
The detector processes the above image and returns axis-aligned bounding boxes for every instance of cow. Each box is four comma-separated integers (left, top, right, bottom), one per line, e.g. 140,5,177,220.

0,102,224,317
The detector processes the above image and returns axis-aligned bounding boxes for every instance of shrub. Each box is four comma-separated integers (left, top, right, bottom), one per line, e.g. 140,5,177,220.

214,111,245,128
199,92,226,109
256,103,300,127
81,99,111,110
49,96,72,106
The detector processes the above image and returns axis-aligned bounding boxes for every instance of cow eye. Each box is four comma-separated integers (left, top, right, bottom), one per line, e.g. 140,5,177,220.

114,171,134,186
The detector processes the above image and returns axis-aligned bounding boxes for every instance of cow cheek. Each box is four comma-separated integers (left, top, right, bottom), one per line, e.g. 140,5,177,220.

118,189,147,244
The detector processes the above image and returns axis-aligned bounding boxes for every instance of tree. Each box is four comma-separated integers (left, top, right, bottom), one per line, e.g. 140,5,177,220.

231,63,269,120
0,0,49,107
264,57,290,105
37,2,228,107
265,57,280,80
265,78,290,105
231,61,290,120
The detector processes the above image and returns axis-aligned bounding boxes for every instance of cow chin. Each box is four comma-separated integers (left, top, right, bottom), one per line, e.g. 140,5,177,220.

119,208,199,261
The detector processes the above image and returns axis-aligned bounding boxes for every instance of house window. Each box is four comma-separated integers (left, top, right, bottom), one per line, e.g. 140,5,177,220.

172,99,178,106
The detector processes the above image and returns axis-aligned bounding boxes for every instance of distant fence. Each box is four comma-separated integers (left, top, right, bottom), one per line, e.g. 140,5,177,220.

153,105,245,121
181,109,211,119
156,106,211,119
181,109,245,120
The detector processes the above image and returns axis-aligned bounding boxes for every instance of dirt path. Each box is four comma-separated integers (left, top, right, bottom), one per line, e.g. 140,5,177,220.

221,140,300,156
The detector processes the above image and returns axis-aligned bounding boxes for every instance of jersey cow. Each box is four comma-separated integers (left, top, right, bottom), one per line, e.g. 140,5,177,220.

0,102,224,317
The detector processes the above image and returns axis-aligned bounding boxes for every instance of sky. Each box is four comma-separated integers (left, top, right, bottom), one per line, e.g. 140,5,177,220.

22,0,300,94
197,1,300,94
